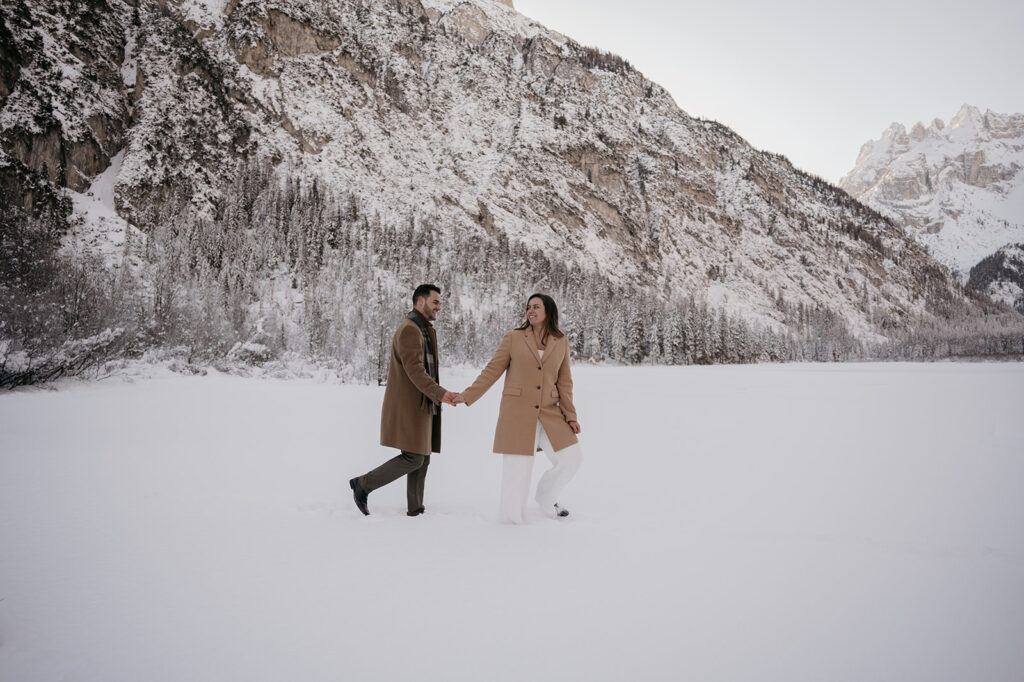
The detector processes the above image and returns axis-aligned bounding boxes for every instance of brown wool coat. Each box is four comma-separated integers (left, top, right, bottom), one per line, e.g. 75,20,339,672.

462,329,579,456
379,312,447,456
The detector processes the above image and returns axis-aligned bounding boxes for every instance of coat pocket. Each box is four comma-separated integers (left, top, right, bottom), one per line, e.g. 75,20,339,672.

502,386,522,396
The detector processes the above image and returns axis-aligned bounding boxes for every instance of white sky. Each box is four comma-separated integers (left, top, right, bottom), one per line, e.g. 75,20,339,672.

513,0,1024,183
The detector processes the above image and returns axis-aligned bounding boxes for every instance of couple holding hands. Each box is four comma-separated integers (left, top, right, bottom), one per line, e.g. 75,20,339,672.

349,284,583,524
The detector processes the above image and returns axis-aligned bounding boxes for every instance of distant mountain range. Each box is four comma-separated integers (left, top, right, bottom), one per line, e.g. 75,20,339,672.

839,105,1024,295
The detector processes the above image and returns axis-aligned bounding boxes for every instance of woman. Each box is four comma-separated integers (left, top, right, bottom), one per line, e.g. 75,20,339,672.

459,294,583,523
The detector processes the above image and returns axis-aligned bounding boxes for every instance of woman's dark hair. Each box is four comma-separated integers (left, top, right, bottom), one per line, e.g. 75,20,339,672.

517,293,565,338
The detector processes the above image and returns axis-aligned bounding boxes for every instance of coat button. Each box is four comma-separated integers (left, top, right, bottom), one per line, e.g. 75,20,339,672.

537,366,541,370
536,386,541,389
535,405,539,409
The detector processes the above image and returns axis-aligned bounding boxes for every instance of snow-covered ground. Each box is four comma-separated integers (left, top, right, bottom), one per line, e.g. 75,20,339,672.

2,363,1023,681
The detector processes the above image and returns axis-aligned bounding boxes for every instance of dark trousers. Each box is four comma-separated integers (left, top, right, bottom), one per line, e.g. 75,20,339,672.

358,451,429,513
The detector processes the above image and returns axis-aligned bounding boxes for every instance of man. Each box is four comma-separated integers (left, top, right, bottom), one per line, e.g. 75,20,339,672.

349,284,460,516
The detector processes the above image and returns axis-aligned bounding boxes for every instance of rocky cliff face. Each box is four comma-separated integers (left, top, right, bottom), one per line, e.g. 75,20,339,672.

0,0,993,347
0,0,131,208
839,105,1024,280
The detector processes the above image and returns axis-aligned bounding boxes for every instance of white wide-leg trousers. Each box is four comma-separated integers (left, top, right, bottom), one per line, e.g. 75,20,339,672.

500,421,583,524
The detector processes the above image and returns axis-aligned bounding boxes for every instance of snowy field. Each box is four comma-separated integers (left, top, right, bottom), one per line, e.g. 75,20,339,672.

2,363,1023,682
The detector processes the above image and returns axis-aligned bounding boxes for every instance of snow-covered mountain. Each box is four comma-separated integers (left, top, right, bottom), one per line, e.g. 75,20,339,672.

839,106,1024,280
2,0,1021,375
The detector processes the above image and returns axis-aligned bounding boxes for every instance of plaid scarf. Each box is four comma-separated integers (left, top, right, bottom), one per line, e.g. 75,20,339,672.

406,310,439,415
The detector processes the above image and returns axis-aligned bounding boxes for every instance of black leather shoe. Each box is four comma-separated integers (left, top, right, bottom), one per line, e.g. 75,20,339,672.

407,507,425,517
553,503,570,518
349,477,369,515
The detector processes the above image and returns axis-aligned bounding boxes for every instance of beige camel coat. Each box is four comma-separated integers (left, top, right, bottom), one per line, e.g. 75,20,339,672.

380,312,447,456
462,329,579,456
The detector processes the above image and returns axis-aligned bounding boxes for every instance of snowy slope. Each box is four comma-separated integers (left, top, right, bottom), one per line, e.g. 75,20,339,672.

2,364,1023,681
840,105,1024,279
1,0,976,348
63,151,146,269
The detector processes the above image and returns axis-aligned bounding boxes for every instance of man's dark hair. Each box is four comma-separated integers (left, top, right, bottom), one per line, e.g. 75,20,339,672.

412,284,441,305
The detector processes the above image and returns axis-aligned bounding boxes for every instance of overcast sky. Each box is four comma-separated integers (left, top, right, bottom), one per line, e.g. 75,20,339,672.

513,0,1024,183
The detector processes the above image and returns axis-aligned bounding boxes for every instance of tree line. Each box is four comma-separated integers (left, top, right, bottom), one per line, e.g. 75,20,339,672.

2,161,1022,388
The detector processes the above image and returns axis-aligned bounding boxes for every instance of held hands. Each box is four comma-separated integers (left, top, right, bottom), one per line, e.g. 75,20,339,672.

442,391,465,406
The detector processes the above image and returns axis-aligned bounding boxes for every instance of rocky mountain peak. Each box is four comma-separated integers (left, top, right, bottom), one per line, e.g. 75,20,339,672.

950,103,982,127
840,105,1024,279
883,121,907,141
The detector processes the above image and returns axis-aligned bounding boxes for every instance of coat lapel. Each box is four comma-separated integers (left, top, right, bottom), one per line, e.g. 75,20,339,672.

523,331,561,365
539,335,558,365
522,331,543,366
